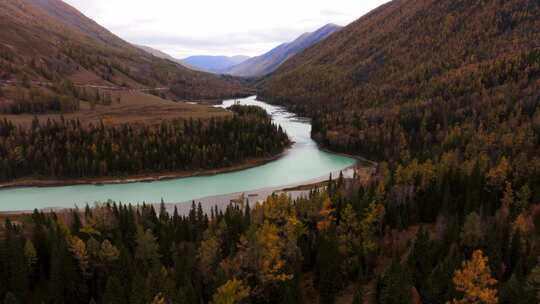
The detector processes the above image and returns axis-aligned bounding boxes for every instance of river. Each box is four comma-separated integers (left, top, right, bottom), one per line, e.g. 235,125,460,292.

0,96,356,212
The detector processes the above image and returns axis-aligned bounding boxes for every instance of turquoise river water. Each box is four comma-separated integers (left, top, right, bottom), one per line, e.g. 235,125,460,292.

0,96,356,211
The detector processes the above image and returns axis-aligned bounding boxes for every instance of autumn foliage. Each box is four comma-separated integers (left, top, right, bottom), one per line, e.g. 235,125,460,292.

451,250,498,304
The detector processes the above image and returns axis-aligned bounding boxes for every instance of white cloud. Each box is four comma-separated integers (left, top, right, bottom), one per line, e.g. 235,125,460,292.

64,0,390,58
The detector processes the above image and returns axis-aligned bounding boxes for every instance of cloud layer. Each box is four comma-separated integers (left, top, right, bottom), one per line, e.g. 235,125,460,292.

65,0,390,58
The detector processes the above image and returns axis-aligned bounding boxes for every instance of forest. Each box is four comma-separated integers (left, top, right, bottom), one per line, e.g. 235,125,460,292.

0,105,290,182
2,168,540,304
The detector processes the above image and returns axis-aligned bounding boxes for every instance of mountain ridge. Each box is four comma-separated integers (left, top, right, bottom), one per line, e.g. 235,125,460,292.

225,23,342,78
182,55,250,74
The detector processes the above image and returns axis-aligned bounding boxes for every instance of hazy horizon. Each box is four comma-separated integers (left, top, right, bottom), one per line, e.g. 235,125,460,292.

63,0,390,59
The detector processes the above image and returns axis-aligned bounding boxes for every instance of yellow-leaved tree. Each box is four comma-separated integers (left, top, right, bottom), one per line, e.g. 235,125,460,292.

68,236,89,274
450,250,498,304
317,196,336,231
256,221,293,283
210,279,250,304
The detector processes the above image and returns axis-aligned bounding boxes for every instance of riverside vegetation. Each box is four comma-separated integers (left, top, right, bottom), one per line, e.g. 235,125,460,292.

0,105,289,182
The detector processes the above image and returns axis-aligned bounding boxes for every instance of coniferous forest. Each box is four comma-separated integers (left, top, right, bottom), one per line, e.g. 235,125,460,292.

3,169,540,304
0,105,290,182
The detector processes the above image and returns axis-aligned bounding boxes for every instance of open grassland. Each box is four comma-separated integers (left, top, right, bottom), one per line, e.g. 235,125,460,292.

0,90,231,127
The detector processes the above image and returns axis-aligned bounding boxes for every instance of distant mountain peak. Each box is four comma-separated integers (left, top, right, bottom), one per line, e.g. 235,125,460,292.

181,55,251,74
225,23,342,78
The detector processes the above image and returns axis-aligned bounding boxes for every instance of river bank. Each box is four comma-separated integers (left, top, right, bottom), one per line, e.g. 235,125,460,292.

0,147,292,190
164,164,364,215
0,162,370,217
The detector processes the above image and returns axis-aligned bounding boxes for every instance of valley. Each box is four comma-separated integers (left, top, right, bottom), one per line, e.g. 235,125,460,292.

0,0,539,304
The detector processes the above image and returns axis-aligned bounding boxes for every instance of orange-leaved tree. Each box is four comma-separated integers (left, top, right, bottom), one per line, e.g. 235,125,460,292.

450,250,498,304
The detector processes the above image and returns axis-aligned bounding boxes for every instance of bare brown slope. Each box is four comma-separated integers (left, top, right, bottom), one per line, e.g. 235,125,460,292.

28,0,129,48
0,0,248,100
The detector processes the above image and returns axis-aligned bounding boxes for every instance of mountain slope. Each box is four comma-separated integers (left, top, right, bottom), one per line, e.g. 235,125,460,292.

226,24,342,78
262,0,540,155
182,55,250,74
135,45,179,62
259,0,540,183
0,0,247,100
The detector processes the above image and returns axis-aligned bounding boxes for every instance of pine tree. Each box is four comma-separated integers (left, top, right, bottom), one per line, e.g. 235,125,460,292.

102,276,125,304
377,259,412,304
3,293,18,304
176,282,198,304
515,185,531,215
500,273,529,304
460,212,483,250
408,228,436,290
134,228,161,271
337,204,361,278
317,230,341,304
130,272,149,304
159,199,168,223
352,288,364,304
71,210,82,233
4,223,28,300
527,257,540,303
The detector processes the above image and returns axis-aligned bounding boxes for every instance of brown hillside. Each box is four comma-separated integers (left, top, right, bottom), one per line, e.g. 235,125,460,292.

0,0,248,100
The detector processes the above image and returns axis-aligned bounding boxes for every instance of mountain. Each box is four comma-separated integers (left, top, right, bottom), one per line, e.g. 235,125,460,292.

261,0,540,158
182,55,250,74
135,45,204,71
0,0,247,100
226,24,342,78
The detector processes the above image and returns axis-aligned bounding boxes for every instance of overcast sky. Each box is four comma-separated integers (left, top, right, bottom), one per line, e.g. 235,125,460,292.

64,0,390,59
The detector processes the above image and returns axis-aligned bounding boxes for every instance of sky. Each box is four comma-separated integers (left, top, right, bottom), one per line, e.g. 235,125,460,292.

64,0,390,59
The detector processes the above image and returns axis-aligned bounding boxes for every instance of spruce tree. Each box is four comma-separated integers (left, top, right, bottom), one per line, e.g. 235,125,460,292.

317,230,341,304
3,293,18,304
102,276,125,304
377,259,412,304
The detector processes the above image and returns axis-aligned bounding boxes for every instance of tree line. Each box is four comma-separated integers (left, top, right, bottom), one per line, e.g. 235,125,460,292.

0,105,289,181
0,80,123,115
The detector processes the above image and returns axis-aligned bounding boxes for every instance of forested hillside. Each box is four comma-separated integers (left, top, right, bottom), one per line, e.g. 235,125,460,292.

0,0,248,101
255,0,540,302
262,0,539,158
262,0,540,200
